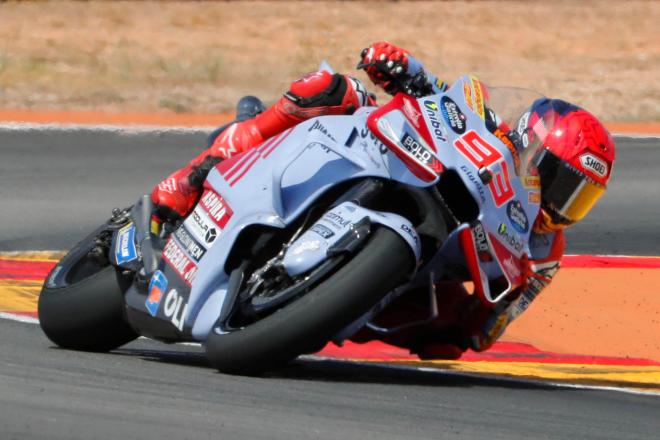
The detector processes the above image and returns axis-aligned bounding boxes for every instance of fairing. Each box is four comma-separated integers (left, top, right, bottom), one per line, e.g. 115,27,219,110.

121,75,548,341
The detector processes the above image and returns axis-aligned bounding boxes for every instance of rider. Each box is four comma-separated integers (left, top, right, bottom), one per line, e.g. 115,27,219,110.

151,41,616,359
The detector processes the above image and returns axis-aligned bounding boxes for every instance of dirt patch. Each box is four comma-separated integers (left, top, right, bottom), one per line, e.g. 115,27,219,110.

0,1,658,121
505,267,660,362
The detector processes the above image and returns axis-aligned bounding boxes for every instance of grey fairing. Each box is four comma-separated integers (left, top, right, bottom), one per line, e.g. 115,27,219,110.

282,201,421,277
187,110,433,340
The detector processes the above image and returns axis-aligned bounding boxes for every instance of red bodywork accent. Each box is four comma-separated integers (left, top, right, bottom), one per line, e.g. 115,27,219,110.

454,130,514,207
367,93,444,182
458,227,493,308
488,233,524,287
400,95,436,152
215,128,293,187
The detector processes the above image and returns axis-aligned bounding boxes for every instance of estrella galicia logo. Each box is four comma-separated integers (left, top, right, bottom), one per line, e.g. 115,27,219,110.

440,96,466,135
115,223,137,264
506,200,529,233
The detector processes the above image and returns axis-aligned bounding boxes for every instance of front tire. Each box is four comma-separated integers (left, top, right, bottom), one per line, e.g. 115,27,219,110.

205,227,414,375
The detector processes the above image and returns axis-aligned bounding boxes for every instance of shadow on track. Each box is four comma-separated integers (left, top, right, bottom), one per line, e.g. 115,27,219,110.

112,346,558,391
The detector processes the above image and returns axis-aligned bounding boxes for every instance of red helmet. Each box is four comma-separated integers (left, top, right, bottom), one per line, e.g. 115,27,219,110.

519,99,616,232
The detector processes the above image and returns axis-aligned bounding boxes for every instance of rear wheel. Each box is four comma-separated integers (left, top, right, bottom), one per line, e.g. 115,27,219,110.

205,227,414,375
38,226,138,352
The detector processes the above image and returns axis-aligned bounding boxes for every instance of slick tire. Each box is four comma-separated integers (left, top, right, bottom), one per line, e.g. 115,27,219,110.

39,260,137,352
205,227,414,375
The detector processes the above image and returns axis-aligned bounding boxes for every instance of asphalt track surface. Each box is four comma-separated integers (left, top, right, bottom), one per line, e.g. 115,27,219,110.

1,128,659,439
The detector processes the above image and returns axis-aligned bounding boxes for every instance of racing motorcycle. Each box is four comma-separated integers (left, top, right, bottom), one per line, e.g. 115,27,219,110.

38,66,548,374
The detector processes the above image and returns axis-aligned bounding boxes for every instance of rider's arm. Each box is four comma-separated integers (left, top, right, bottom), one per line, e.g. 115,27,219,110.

466,230,565,351
358,41,448,97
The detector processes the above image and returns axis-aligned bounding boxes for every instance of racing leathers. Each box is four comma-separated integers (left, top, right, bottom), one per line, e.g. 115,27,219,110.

150,41,565,359
151,69,374,221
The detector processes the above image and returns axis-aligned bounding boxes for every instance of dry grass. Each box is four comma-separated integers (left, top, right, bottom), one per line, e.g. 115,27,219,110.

0,1,658,121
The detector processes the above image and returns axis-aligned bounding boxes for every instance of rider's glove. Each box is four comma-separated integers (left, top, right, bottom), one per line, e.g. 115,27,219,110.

357,41,411,95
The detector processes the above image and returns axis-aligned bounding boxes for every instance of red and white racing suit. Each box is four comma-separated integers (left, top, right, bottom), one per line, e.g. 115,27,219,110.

151,50,564,359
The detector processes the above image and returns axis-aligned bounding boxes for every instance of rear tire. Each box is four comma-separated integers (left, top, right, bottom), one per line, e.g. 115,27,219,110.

205,227,414,375
38,230,138,352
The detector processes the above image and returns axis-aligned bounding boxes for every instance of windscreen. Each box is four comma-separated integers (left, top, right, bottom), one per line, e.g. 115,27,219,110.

480,85,555,179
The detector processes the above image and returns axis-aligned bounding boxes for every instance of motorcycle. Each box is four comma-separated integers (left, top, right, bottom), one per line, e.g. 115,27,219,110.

38,66,548,374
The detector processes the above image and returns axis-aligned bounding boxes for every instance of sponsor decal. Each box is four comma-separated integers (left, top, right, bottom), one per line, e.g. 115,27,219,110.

506,200,529,233
157,177,178,194
469,76,485,120
308,119,337,142
493,127,521,170
459,165,487,203
115,223,137,264
440,96,466,135
528,191,541,204
523,175,541,189
400,223,419,246
462,82,474,112
517,111,531,148
185,207,218,247
308,141,333,155
174,227,206,262
163,239,198,286
579,153,608,178
323,211,352,230
163,288,188,331
401,133,435,165
497,223,524,252
510,290,537,319
472,222,492,262
199,191,233,228
205,228,218,244
310,223,335,239
402,98,422,128
422,100,448,143
145,270,168,317
359,125,389,155
502,256,522,280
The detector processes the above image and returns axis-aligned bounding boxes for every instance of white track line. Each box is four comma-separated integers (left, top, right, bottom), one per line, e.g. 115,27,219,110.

0,122,214,134
0,312,39,325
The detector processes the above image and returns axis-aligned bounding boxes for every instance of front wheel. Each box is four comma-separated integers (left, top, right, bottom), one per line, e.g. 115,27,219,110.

38,226,138,352
205,227,414,375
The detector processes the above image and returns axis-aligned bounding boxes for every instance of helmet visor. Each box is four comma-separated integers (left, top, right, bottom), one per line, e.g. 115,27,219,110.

537,150,606,224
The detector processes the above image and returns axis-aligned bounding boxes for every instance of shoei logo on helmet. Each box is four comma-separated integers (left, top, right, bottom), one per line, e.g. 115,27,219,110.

579,153,608,178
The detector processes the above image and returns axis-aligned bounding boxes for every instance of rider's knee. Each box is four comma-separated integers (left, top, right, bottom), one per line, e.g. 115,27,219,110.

284,70,369,114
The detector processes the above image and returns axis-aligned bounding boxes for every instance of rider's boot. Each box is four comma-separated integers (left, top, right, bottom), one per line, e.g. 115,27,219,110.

151,70,372,224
